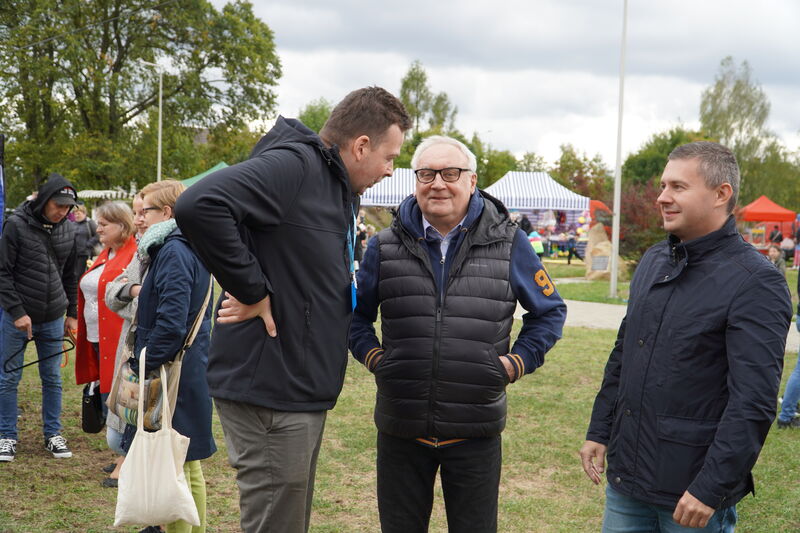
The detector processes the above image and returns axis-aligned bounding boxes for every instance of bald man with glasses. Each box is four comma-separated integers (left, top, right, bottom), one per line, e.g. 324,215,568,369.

349,135,566,532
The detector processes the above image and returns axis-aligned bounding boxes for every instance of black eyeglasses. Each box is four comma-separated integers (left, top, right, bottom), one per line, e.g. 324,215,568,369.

414,168,471,184
142,206,163,213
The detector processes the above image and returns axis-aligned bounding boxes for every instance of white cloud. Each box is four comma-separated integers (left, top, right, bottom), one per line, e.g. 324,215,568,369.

213,0,800,165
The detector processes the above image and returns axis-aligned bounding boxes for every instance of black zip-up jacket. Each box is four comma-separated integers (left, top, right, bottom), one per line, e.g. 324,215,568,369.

0,175,78,322
586,216,791,509
175,117,357,411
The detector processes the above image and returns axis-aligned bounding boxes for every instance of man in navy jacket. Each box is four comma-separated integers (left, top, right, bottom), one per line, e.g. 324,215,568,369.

176,87,410,533
349,136,566,532
580,142,791,531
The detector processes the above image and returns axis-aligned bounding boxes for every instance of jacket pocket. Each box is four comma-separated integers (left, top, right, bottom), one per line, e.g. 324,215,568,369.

489,347,511,386
372,346,392,374
655,415,718,495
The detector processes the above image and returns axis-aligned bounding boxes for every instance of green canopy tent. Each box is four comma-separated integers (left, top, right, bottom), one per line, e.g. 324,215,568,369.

181,162,228,187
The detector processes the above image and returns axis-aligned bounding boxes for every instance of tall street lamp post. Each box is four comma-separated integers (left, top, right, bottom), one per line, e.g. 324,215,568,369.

139,59,163,181
610,0,628,298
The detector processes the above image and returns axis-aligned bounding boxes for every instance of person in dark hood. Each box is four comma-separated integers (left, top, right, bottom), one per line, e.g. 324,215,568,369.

0,173,79,462
175,87,411,533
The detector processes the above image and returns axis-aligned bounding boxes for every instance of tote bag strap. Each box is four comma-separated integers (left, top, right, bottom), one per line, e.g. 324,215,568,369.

174,277,214,365
162,276,213,418
137,347,172,432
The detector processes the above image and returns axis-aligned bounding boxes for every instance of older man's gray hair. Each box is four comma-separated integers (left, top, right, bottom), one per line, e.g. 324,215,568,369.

411,135,478,173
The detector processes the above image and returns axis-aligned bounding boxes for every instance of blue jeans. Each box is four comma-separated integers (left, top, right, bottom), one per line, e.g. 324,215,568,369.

0,314,65,440
603,486,737,532
778,335,800,423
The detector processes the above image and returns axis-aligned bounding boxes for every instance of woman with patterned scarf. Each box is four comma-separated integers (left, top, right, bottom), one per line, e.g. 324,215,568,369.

120,180,216,533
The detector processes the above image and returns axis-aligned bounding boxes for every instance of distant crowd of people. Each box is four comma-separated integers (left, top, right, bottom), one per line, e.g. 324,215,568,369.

0,86,797,533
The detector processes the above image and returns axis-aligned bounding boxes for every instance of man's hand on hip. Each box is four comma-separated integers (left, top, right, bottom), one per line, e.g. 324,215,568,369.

673,490,714,528
579,440,607,485
218,292,277,337
14,315,33,340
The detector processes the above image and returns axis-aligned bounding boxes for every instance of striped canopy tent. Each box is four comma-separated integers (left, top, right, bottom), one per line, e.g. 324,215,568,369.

360,168,416,207
77,183,136,201
484,171,589,212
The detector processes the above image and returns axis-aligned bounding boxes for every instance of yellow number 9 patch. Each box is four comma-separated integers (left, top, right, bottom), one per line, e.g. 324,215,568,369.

534,269,555,296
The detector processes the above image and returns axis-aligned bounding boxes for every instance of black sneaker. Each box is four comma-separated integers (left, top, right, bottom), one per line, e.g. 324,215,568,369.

45,435,72,458
0,438,16,462
777,417,800,429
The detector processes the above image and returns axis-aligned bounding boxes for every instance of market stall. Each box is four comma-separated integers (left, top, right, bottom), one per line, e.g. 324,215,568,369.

737,195,796,252
359,168,415,207
485,171,592,257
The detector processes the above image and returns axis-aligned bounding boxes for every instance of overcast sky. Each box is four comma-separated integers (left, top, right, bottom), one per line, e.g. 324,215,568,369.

214,0,800,167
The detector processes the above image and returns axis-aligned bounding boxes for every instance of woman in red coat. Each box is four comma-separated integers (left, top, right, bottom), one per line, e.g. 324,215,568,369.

75,202,137,430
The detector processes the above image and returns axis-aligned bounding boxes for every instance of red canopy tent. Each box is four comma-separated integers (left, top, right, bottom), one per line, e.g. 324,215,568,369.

738,195,795,222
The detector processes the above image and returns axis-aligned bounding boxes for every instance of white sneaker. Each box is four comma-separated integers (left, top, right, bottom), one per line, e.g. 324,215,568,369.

45,435,72,458
0,438,16,462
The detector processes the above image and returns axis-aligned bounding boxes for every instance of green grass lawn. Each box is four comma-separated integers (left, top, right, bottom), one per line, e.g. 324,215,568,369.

547,259,797,311
554,281,630,305
1,323,799,532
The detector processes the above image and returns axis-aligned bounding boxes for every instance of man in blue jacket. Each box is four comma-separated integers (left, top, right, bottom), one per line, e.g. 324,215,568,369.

580,142,792,531
349,135,566,533
175,87,410,533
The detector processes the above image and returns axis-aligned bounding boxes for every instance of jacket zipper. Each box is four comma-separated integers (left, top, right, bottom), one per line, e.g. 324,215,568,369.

428,305,443,436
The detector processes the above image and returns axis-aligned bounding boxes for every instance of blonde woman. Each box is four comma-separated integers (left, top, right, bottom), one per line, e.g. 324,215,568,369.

121,180,216,533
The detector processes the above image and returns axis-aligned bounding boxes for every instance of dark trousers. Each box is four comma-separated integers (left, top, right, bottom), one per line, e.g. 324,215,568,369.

377,432,502,533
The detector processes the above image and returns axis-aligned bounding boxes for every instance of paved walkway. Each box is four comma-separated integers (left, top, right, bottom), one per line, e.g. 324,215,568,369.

515,298,799,354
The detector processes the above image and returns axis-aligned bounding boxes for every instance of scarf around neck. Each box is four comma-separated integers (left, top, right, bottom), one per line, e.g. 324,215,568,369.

138,218,178,260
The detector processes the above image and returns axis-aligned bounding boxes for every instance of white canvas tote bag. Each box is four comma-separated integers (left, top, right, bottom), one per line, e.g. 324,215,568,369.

114,348,200,527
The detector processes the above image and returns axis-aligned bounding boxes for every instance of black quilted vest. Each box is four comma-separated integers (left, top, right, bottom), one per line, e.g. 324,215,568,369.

373,196,517,439
2,206,76,322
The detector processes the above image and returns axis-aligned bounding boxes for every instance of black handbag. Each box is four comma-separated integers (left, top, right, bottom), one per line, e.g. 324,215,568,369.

82,381,105,433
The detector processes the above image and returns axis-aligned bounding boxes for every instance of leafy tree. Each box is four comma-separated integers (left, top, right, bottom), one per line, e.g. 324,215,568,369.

399,60,432,135
297,97,332,133
428,92,457,133
738,140,800,211
550,144,611,201
394,130,424,170
700,56,776,199
201,122,262,167
619,180,663,259
700,57,770,163
0,0,281,203
622,127,710,185
517,151,548,172
468,133,517,189
698,57,800,208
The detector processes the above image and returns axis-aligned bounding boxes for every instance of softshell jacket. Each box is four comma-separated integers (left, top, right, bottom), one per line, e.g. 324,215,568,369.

350,190,566,438
587,216,792,509
0,175,78,323
125,228,216,462
75,235,137,393
175,116,357,412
